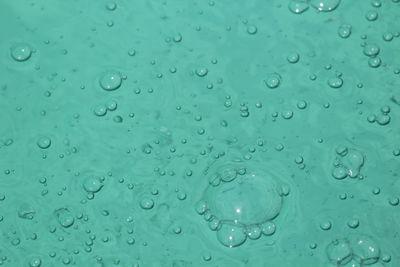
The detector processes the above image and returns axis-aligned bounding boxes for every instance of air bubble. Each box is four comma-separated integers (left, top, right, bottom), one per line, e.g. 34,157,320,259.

198,161,284,247
83,176,103,193
37,136,51,149
326,239,353,265
363,44,380,57
140,198,154,210
10,43,32,62
195,67,208,77
99,71,122,91
287,52,300,63
246,25,258,35
264,73,281,89
368,57,381,68
216,222,246,248
365,10,379,21
310,0,341,12
338,25,352,38
55,208,75,228
93,105,107,117
288,0,309,14
350,235,380,265
328,77,343,88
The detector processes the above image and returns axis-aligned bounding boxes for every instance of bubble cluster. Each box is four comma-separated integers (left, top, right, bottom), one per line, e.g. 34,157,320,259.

196,161,287,247
326,235,383,266
367,106,391,126
331,146,365,180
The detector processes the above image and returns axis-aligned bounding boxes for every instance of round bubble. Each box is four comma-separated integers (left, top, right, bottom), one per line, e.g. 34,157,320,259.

140,198,154,210
311,0,341,12
328,77,343,88
338,25,352,38
99,71,122,91
363,44,380,57
37,136,51,149
11,43,32,62
288,0,309,14
216,222,247,248
203,170,282,225
55,208,74,228
264,73,281,89
83,177,103,193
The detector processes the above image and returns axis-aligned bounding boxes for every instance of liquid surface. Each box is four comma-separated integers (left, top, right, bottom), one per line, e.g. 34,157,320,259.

0,0,400,266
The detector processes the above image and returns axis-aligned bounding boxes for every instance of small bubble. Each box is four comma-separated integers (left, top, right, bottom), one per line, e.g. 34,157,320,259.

338,25,352,38
83,176,103,193
347,218,359,229
140,197,154,209
93,105,107,117
320,221,332,230
106,1,117,11
388,197,399,206
106,100,118,111
287,52,300,63
264,73,281,89
195,67,208,77
99,71,122,91
297,100,307,109
37,136,51,149
261,221,276,236
10,43,32,62
310,0,341,12
368,57,381,68
29,257,41,267
328,77,343,88
363,44,380,57
246,25,258,35
365,10,379,21
288,0,309,14
281,110,294,119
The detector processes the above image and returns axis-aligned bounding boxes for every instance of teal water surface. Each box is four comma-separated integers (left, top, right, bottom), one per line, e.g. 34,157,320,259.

0,0,400,266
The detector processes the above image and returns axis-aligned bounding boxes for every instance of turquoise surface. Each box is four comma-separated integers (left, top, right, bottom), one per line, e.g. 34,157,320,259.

0,0,400,266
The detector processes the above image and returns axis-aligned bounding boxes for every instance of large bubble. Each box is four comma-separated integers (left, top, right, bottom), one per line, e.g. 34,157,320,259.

196,160,287,248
